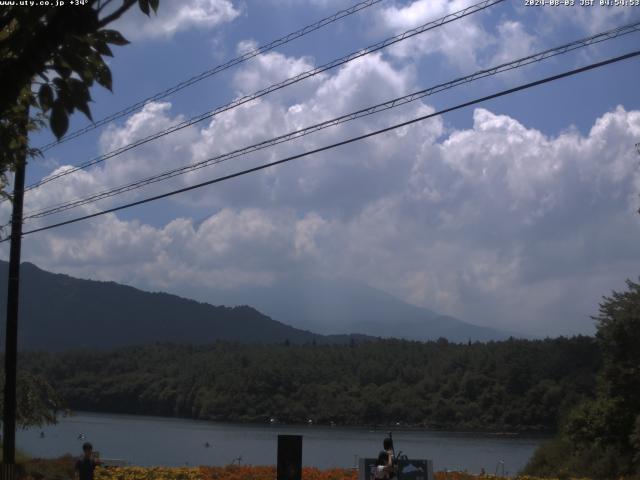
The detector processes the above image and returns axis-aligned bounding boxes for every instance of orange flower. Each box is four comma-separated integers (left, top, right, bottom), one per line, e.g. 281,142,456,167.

197,466,357,480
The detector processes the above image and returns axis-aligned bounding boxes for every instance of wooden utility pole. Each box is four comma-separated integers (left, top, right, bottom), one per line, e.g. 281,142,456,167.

2,104,28,479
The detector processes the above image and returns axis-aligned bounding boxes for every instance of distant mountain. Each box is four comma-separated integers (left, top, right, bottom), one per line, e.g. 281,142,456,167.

0,261,366,351
173,275,520,342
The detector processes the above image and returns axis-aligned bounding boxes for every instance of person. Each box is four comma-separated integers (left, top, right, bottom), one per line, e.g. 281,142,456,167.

374,451,392,480
75,442,101,480
383,437,395,468
383,437,397,479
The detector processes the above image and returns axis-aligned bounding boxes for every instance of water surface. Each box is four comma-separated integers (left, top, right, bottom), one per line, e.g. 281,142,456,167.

18,412,543,475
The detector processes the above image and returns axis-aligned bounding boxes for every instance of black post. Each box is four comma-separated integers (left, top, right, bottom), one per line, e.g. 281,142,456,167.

277,435,302,480
2,108,27,475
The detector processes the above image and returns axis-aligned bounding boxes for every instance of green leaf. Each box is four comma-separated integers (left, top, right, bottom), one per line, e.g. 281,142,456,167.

52,77,66,90
66,35,93,59
95,64,113,91
67,78,90,99
100,29,130,46
76,102,93,122
92,38,113,57
52,55,73,77
138,0,150,16
54,80,75,112
53,64,72,78
60,51,85,75
28,92,38,108
50,100,69,139
78,68,95,85
67,78,93,121
149,0,159,13
78,49,103,84
38,84,54,112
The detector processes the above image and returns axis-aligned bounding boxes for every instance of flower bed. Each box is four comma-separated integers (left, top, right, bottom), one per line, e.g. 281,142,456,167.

94,466,359,480
16,459,594,480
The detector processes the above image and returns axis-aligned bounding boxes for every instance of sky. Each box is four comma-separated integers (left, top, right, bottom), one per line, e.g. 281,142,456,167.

1,0,639,337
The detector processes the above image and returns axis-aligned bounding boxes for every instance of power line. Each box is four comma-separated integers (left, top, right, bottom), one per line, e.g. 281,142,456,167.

22,21,640,220
36,0,386,152
8,49,639,241
24,0,504,193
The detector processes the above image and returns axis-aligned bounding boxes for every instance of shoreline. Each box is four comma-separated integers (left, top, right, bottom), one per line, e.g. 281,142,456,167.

52,410,554,438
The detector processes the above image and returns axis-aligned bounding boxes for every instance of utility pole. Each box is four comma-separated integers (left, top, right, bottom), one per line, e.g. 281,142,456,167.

636,143,640,216
2,103,28,480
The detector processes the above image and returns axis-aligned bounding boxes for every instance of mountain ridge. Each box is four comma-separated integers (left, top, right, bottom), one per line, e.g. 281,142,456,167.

0,261,368,351
0,261,520,350
173,274,519,342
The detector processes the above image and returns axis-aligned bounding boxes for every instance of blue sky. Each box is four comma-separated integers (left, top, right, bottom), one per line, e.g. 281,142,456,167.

3,0,640,337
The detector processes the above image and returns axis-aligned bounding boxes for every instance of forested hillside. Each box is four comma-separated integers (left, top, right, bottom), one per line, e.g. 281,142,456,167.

21,336,598,432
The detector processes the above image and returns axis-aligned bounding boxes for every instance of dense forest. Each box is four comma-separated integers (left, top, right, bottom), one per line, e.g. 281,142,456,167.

19,336,598,432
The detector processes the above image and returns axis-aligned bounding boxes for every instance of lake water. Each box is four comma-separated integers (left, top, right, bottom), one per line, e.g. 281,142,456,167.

17,412,544,475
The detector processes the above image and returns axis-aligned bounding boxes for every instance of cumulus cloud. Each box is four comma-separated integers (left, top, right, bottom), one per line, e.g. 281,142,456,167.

115,0,241,41
489,20,538,67
262,0,344,6
231,47,322,99
17,49,432,228
18,102,201,223
9,105,639,337
6,39,639,338
379,107,640,334
372,1,604,78
186,51,441,214
375,0,494,70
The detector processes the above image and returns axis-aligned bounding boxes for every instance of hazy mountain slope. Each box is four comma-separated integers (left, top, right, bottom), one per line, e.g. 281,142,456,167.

0,261,359,351
175,275,519,342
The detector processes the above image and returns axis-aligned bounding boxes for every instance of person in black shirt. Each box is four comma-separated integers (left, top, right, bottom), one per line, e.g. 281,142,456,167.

383,437,398,480
75,442,101,480
374,451,392,480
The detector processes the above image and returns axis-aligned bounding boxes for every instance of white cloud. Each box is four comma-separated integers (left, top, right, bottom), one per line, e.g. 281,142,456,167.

115,0,241,41
18,102,201,223
374,0,495,70
231,48,321,98
489,20,538,67
185,52,441,213
7,40,640,338
263,0,343,6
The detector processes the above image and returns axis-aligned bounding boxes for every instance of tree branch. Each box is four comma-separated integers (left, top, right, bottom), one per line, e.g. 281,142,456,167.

97,0,138,28
97,0,117,14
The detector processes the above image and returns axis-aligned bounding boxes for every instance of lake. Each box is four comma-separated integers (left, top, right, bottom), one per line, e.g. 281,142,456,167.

17,412,545,475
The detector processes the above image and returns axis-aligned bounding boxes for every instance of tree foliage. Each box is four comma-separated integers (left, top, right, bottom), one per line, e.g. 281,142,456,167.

0,0,160,428
525,279,640,478
19,336,599,432
0,0,159,194
0,368,64,428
